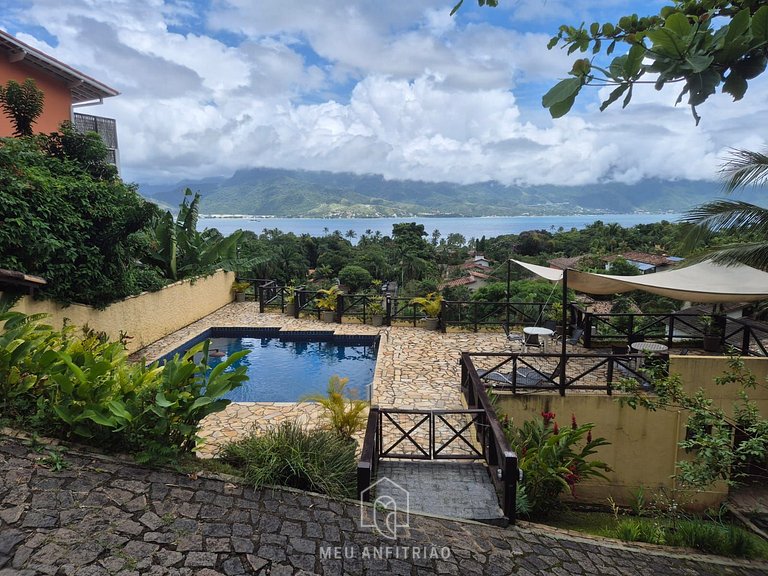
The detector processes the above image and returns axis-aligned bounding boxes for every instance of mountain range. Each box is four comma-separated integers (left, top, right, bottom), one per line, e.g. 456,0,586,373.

137,167,754,217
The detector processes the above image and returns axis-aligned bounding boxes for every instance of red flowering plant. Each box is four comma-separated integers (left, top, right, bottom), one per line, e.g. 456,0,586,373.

502,411,611,519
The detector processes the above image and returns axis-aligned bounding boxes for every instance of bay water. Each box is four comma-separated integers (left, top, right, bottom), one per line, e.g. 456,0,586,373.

200,214,682,243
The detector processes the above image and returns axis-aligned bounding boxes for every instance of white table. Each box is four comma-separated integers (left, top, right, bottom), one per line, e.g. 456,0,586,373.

630,342,669,353
630,341,669,369
523,327,554,352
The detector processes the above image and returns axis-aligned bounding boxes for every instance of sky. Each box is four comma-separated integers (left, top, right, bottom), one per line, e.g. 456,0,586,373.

2,0,766,187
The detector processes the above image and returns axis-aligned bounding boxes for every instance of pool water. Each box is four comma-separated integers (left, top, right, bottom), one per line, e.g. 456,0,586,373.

205,335,377,402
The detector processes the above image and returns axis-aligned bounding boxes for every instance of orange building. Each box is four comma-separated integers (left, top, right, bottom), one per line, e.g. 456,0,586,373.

0,30,120,164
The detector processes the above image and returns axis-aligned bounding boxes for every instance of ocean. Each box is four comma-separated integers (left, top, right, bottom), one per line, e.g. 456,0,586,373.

199,214,682,243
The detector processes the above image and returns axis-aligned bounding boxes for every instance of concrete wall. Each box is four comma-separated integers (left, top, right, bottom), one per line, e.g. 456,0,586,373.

0,57,74,136
9,271,235,353
496,355,768,510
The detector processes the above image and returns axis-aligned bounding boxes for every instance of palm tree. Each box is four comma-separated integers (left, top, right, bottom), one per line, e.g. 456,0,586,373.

681,148,768,271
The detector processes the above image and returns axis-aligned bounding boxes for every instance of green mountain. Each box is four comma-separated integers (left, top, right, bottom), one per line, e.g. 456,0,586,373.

138,167,749,217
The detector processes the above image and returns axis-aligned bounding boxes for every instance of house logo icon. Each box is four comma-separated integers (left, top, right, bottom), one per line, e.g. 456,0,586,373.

359,477,409,539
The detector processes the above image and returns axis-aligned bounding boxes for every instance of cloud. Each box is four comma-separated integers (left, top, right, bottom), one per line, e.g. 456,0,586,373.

3,0,764,189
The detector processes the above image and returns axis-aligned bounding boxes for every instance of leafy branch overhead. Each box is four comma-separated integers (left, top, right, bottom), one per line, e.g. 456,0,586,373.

545,1,768,123
454,1,768,123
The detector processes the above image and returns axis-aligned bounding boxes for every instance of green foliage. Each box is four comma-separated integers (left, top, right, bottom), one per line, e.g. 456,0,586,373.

502,411,611,518
338,265,373,292
220,420,357,498
617,353,767,488
409,292,443,318
42,121,118,181
0,78,44,136
138,189,242,281
0,135,161,307
315,285,341,311
540,1,768,122
612,515,767,558
0,312,247,462
301,375,368,439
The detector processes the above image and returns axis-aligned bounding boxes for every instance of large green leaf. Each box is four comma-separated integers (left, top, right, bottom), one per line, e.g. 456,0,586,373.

599,84,630,112
723,71,748,101
664,11,691,38
646,28,686,57
542,77,583,119
725,9,751,45
753,5,768,43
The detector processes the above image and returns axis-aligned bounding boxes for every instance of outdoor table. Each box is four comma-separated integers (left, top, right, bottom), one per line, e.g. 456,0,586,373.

630,341,669,369
523,327,554,352
630,342,669,353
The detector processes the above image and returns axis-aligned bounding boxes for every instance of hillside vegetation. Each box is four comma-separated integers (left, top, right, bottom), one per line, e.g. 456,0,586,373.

140,168,743,217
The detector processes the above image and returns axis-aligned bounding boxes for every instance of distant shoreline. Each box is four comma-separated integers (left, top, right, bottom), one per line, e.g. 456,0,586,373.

200,211,679,220
198,213,682,243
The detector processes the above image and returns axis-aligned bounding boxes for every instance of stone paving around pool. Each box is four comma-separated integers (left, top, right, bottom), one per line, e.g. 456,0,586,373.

134,303,511,457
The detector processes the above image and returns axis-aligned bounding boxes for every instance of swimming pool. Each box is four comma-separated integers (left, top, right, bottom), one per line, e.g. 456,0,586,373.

159,327,378,402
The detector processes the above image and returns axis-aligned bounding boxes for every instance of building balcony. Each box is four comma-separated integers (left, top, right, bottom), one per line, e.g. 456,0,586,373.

72,112,119,168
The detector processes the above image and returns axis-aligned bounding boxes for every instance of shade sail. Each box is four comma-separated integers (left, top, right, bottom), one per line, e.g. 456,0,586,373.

511,259,768,303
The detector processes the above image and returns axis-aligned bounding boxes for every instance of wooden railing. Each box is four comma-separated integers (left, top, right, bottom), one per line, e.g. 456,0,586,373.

357,402,518,522
464,350,660,396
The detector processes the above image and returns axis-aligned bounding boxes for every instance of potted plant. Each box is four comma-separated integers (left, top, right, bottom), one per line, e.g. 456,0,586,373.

316,285,341,323
231,281,251,303
701,315,722,352
369,300,385,327
284,284,296,316
410,292,443,330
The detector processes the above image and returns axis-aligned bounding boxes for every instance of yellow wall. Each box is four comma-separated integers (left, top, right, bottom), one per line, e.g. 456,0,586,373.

8,271,235,353
495,355,768,510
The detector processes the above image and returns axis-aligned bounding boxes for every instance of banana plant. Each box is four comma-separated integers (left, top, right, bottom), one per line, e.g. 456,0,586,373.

142,189,242,281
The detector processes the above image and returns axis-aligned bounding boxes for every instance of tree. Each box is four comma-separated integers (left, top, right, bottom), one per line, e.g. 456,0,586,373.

0,135,159,306
338,265,373,292
0,78,44,136
139,189,242,281
681,148,768,270
455,2,768,124
542,1,768,124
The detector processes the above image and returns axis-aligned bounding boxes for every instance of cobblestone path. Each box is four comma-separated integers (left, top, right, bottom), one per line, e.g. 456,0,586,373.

3,436,767,576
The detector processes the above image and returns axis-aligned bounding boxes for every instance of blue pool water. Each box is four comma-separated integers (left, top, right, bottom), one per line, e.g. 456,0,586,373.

161,328,378,402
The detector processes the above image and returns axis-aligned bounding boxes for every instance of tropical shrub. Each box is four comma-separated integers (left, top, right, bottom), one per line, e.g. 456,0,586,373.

0,135,160,307
315,285,341,311
338,265,372,292
0,312,248,462
409,292,443,319
220,421,357,498
137,189,242,282
503,411,611,518
301,375,368,439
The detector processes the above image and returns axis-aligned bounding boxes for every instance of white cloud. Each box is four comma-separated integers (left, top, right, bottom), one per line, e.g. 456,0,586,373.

3,0,764,190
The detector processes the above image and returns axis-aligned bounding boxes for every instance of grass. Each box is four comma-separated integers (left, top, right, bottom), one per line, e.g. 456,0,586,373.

539,508,768,560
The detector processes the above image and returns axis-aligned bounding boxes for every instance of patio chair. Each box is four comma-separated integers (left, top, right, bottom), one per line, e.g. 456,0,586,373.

523,332,542,353
568,328,584,345
506,331,524,349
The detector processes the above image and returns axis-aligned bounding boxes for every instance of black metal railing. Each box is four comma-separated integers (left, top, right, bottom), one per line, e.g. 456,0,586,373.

464,350,659,396
441,300,549,333
357,403,517,522
460,353,518,521
244,283,768,356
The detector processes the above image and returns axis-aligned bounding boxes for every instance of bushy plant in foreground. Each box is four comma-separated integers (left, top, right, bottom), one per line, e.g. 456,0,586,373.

0,312,247,462
503,411,611,518
220,420,357,498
